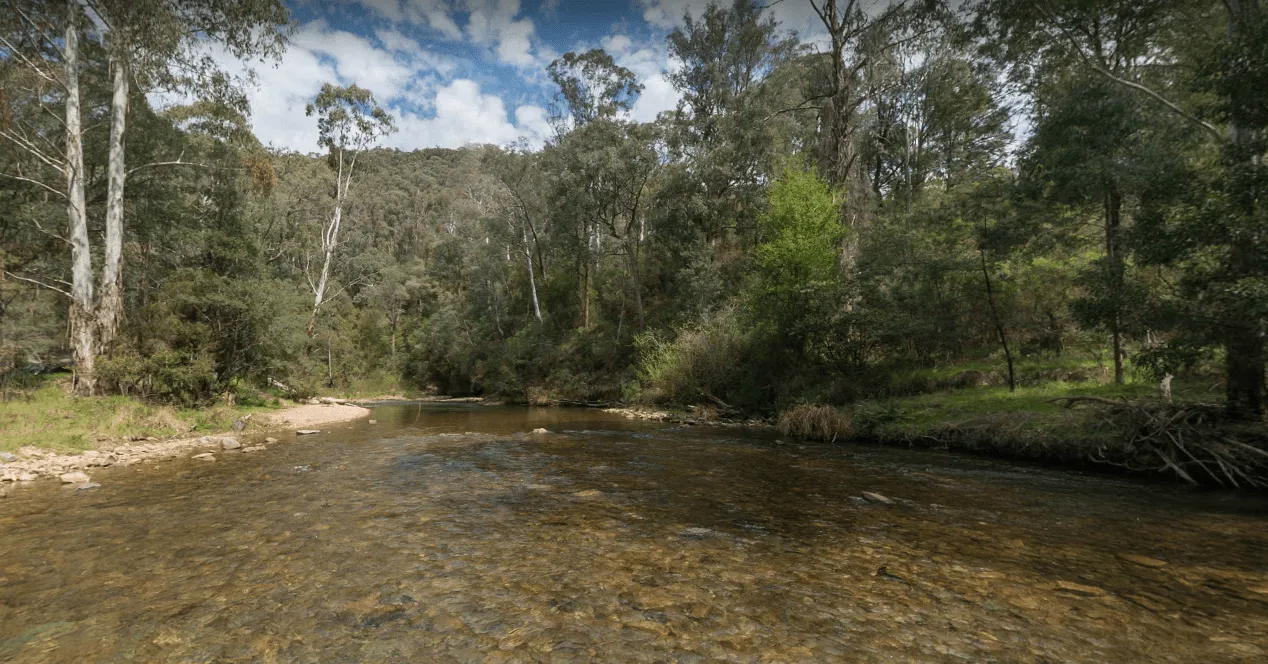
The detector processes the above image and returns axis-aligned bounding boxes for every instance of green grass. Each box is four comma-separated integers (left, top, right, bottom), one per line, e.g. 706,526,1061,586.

844,373,1226,466
0,379,279,453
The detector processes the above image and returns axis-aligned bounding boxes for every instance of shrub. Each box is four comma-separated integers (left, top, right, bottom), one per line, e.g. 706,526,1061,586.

777,404,854,442
634,304,754,406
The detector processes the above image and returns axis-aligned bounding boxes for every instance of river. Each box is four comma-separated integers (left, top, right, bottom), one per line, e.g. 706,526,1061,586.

2,403,1267,662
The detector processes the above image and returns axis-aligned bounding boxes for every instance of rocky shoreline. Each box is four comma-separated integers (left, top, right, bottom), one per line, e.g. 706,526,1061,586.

0,401,371,492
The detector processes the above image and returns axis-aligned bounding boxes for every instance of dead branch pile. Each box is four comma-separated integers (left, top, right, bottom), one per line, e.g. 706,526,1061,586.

1051,396,1268,489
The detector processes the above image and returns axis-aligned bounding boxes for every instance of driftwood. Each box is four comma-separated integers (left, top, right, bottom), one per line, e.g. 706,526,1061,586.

1054,396,1268,489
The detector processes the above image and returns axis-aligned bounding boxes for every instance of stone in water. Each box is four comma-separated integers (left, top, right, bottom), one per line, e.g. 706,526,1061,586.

296,430,320,435
1115,553,1167,568
60,471,90,484
192,453,216,462
531,428,548,434
861,491,894,504
221,437,242,450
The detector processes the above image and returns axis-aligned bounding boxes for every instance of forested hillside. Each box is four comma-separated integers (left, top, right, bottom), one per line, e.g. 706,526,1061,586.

2,0,1265,424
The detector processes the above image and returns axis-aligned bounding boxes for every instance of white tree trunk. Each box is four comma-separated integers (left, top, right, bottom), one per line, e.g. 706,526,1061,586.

523,226,541,321
307,202,340,335
98,50,130,352
308,149,349,336
64,0,95,395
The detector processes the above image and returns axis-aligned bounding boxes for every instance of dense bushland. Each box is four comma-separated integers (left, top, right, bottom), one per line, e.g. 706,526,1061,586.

1,0,1265,430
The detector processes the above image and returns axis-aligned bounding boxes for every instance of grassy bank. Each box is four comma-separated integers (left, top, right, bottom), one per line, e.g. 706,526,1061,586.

826,379,1266,488
0,379,278,454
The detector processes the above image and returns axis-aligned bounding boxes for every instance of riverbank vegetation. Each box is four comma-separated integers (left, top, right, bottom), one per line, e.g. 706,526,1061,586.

2,1,1265,482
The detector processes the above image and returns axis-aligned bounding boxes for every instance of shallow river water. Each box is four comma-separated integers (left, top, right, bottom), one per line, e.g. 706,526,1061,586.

2,403,1268,662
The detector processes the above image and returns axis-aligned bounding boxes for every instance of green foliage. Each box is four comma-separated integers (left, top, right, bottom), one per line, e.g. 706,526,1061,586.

633,304,758,407
750,162,842,348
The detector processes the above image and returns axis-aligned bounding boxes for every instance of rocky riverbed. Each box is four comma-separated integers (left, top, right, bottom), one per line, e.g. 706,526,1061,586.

0,402,370,491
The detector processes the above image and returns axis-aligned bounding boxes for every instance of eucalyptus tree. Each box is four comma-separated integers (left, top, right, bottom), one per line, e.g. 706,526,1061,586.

976,0,1267,414
663,0,801,249
546,49,641,133
0,0,288,393
304,83,396,336
807,0,926,262
545,49,643,327
486,145,547,322
550,120,660,330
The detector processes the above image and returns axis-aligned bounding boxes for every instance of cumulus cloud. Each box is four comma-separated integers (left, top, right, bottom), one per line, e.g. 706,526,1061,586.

597,32,682,123
352,0,464,40
464,0,541,68
386,79,552,149
637,0,827,43
196,19,546,152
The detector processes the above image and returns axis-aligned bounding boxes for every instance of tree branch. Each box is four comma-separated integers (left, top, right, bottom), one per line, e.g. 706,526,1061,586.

0,172,67,199
3,271,71,298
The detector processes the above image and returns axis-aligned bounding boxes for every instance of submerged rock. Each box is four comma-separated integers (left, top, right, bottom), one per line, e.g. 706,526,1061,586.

296,430,320,435
531,428,548,434
1051,580,1107,596
243,446,266,453
77,482,101,491
192,453,216,462
861,491,894,505
59,471,90,484
264,437,279,444
1116,553,1167,568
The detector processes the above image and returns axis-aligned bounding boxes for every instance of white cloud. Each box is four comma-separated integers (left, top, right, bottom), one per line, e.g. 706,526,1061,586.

637,0,712,30
293,22,417,101
463,0,541,68
637,0,827,44
352,0,464,40
385,79,552,149
601,34,633,54
598,33,682,123
406,0,464,40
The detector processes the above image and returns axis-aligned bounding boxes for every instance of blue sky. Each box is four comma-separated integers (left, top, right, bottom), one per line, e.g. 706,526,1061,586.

216,0,828,153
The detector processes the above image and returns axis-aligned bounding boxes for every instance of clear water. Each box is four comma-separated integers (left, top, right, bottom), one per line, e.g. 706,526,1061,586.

2,403,1266,662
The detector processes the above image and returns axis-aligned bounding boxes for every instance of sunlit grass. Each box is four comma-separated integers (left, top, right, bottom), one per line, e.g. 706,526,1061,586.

0,377,278,453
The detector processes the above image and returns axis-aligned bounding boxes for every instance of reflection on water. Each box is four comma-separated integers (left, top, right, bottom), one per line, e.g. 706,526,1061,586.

2,403,1267,662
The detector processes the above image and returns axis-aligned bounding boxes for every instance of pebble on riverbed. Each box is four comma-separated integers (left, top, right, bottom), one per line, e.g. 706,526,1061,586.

77,482,101,491
861,491,894,505
243,445,266,453
192,453,216,462
59,471,90,484
1115,553,1168,568
264,437,279,444
296,430,321,435
531,428,548,434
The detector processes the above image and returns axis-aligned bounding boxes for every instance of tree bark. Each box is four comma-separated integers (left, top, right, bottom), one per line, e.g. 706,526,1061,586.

308,149,348,336
980,248,1016,392
63,1,95,395
98,49,130,353
1104,185,1124,385
1223,0,1265,419
524,226,542,322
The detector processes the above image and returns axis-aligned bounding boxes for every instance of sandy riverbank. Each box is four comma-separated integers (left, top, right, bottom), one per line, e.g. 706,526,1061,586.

0,402,372,488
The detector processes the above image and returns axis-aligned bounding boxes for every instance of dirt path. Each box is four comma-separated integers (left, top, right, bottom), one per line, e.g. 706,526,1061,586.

1,402,372,487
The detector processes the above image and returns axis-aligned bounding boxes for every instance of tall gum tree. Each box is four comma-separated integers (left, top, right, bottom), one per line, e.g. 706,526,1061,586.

0,0,289,393
304,83,396,336
546,49,641,328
